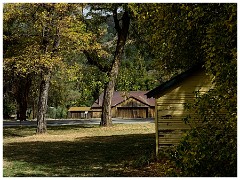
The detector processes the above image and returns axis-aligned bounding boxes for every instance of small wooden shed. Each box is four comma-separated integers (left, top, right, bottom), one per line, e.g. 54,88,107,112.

68,107,91,119
146,64,213,155
91,91,155,119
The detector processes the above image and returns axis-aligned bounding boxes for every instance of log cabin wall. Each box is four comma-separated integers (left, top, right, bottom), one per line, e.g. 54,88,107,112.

154,69,213,155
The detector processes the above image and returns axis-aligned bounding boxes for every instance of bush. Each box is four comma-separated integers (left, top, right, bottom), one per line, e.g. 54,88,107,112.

3,99,16,119
170,91,237,177
129,150,156,168
55,106,68,119
47,106,68,119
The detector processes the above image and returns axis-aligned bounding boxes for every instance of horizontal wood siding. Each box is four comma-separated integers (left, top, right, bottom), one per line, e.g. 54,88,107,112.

156,69,212,151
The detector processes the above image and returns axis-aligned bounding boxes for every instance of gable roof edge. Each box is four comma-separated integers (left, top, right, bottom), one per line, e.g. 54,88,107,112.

146,62,205,98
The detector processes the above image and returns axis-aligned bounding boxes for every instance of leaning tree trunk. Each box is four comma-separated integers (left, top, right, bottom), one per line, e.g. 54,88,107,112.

101,8,130,126
101,53,122,126
36,71,51,134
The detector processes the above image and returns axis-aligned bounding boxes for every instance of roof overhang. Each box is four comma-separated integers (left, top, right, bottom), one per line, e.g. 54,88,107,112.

68,107,91,112
146,62,204,98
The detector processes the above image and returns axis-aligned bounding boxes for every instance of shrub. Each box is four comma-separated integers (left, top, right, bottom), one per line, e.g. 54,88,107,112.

130,150,156,168
55,106,68,119
47,106,68,119
170,91,237,177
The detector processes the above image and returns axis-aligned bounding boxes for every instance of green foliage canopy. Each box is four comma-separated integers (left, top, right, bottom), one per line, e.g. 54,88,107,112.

131,3,237,176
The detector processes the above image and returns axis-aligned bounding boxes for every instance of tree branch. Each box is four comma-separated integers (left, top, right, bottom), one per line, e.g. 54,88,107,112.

52,27,60,53
113,8,121,34
130,23,155,58
83,50,111,73
121,10,130,38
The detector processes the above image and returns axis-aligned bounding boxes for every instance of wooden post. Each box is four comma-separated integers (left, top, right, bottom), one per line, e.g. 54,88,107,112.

155,99,159,158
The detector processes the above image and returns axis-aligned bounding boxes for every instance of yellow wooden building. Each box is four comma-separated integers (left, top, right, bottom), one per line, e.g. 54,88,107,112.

146,64,213,155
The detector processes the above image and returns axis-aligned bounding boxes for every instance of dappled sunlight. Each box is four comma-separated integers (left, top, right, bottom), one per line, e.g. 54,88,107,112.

3,123,159,177
4,123,155,143
4,133,155,176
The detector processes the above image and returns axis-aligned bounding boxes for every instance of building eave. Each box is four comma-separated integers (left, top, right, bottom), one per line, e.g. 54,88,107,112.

146,62,204,98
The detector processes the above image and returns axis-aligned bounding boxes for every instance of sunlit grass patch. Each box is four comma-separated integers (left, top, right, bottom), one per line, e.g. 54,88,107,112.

3,160,49,177
3,123,165,177
3,123,155,142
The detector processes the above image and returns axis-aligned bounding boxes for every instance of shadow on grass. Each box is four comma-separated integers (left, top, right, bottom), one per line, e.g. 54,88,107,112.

3,125,98,138
4,133,155,177
48,124,98,130
3,126,35,138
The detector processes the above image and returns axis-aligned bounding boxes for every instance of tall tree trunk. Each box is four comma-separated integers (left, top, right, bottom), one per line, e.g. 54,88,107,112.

19,101,27,121
100,8,130,126
16,75,32,122
36,5,60,133
36,71,51,134
17,96,27,121
101,53,122,126
32,100,36,119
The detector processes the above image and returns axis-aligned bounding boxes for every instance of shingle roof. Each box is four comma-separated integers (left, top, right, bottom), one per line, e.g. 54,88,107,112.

146,62,204,98
92,91,155,108
68,107,91,112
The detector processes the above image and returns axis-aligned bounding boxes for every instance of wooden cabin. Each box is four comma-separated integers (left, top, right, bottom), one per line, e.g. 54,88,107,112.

91,91,155,119
68,107,91,119
146,64,213,155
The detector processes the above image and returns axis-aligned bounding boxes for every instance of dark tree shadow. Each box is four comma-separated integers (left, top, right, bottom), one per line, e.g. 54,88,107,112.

3,133,155,177
3,125,98,138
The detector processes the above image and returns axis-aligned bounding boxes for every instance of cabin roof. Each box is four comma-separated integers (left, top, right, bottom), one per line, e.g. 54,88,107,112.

146,63,204,98
92,91,155,108
68,107,91,112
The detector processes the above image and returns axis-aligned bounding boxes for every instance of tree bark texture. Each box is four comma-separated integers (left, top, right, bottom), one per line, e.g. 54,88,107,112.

101,50,122,126
36,71,51,134
100,8,130,126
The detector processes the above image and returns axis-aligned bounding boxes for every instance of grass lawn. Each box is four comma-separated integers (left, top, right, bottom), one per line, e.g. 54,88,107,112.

3,123,169,177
